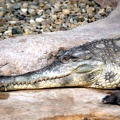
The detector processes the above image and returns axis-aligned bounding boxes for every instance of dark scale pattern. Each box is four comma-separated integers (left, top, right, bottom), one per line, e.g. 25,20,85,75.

56,38,120,65
79,38,120,64
105,71,117,82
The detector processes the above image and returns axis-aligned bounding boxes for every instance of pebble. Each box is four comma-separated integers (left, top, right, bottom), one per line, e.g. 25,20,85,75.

62,9,70,15
0,11,4,17
24,28,30,35
13,5,20,10
9,21,17,24
45,9,51,14
0,0,113,40
29,5,38,9
86,7,95,13
106,6,112,13
28,8,36,15
54,3,60,9
22,2,28,8
4,30,12,36
21,8,27,13
94,13,102,19
12,28,18,34
98,8,105,15
37,9,43,15
51,14,57,20
29,19,36,24
74,8,80,12
35,17,44,23
16,27,24,34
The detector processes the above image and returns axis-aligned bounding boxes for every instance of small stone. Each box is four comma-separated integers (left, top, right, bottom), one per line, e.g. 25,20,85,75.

81,9,86,13
59,27,67,31
24,28,30,35
82,21,88,25
106,6,112,13
10,0,15,3
44,4,51,10
88,12,95,18
17,15,25,20
39,3,44,7
28,9,36,15
86,7,95,13
62,9,70,15
94,13,102,19
29,5,38,9
0,33,2,36
71,24,77,28
29,19,36,24
16,27,24,34
36,18,44,23
53,9,61,13
73,8,80,13
85,0,93,5
37,10,43,15
6,3,13,9
13,5,20,10
9,21,17,24
0,11,4,17
80,3,86,9
21,8,27,13
51,14,57,20
29,1,38,6
12,28,18,34
59,13,65,19
0,21,5,27
43,28,50,32
54,3,60,9
98,9,106,15
70,18,73,23
4,30,12,36
79,17,85,22
22,2,28,8
45,9,51,14
0,27,5,32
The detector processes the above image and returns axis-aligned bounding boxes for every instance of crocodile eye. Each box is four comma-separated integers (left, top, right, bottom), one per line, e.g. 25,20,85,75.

71,56,79,62
61,55,78,63
61,55,71,63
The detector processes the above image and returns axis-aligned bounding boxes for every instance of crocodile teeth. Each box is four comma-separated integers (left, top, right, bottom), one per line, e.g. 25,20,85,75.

27,84,33,88
13,84,18,89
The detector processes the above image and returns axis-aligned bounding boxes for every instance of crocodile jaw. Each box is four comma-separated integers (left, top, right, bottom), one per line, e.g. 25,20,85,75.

0,60,104,91
1,72,101,91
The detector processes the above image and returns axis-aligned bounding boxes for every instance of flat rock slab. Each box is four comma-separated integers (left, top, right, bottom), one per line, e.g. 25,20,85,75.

0,1,120,76
0,88,120,120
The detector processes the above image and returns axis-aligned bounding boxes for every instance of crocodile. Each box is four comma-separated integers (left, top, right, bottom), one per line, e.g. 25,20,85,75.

0,38,120,105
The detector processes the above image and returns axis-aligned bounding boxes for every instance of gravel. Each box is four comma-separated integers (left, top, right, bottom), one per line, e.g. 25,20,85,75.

0,0,113,40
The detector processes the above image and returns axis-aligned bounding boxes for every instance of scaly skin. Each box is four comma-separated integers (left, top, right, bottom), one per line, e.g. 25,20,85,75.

1,38,120,91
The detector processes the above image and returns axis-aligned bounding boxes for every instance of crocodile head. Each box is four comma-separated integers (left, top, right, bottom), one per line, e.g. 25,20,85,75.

35,44,105,88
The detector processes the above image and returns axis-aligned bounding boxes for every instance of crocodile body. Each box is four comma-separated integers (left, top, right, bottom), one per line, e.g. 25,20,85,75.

1,38,120,92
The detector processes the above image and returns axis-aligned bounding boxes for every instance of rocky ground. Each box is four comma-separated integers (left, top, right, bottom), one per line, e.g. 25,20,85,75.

0,0,112,40
0,0,120,120
0,88,120,120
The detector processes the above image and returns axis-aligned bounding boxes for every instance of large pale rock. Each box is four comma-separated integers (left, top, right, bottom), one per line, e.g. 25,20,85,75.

0,1,120,76
94,0,118,8
0,88,120,120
